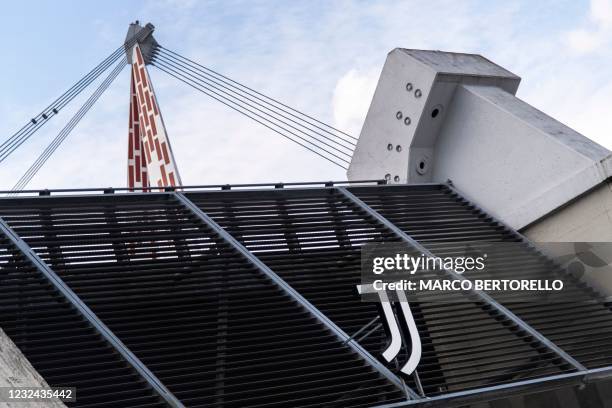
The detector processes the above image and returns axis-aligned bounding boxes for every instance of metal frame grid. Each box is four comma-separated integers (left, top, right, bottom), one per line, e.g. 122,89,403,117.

0,183,610,407
0,218,177,408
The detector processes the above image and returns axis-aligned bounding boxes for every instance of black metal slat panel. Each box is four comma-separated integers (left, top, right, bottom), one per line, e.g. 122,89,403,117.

350,184,612,371
0,236,166,408
186,188,571,397
0,194,403,408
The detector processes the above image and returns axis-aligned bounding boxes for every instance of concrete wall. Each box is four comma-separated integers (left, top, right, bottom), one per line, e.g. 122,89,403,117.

522,180,612,296
522,181,612,242
0,327,66,408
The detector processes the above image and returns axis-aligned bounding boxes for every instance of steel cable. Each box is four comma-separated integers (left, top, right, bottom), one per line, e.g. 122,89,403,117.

0,48,124,162
152,56,353,161
10,58,127,193
156,49,356,152
0,30,149,163
152,61,350,169
0,49,124,163
160,46,358,143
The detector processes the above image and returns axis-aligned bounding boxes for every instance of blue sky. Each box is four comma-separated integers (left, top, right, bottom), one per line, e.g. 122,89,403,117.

1,0,610,189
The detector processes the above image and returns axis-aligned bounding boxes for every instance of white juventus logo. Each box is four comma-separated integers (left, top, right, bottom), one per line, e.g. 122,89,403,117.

357,284,421,375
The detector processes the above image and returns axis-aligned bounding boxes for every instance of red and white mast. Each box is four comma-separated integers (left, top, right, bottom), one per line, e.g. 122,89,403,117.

125,22,182,191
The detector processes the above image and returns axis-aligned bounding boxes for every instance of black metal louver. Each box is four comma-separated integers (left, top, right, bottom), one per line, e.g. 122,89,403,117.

349,184,612,371
185,188,573,396
0,183,611,407
0,193,405,408
0,235,167,408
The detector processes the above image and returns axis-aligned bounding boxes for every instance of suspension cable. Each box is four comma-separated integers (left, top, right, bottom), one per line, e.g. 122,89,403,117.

160,46,358,143
10,58,127,193
152,47,357,168
153,61,349,169
155,49,355,151
0,30,149,164
4,35,357,174
151,50,361,168
152,56,353,160
0,48,124,163
0,49,123,162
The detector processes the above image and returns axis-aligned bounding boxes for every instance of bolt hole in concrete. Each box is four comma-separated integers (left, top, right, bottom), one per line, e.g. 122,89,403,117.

396,111,403,120
387,143,393,151
394,175,400,182
404,117,411,126
396,145,402,152
415,89,422,98
416,158,428,175
385,173,391,181
431,104,443,118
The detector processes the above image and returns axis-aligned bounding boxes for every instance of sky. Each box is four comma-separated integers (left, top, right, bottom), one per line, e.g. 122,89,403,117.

0,0,611,190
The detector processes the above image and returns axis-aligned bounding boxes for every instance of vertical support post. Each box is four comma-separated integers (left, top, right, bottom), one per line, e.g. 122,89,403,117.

38,207,64,271
128,44,182,190
275,196,301,252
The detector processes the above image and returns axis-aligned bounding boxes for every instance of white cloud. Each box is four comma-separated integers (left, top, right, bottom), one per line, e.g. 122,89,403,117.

566,29,605,53
565,0,612,54
592,0,612,26
332,68,379,136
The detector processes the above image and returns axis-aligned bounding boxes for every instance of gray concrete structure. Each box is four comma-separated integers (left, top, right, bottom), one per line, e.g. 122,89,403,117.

348,49,612,232
0,328,66,408
348,48,612,295
124,21,159,65
523,181,612,295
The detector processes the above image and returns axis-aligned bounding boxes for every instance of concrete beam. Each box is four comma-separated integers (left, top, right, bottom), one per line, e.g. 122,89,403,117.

348,48,612,230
